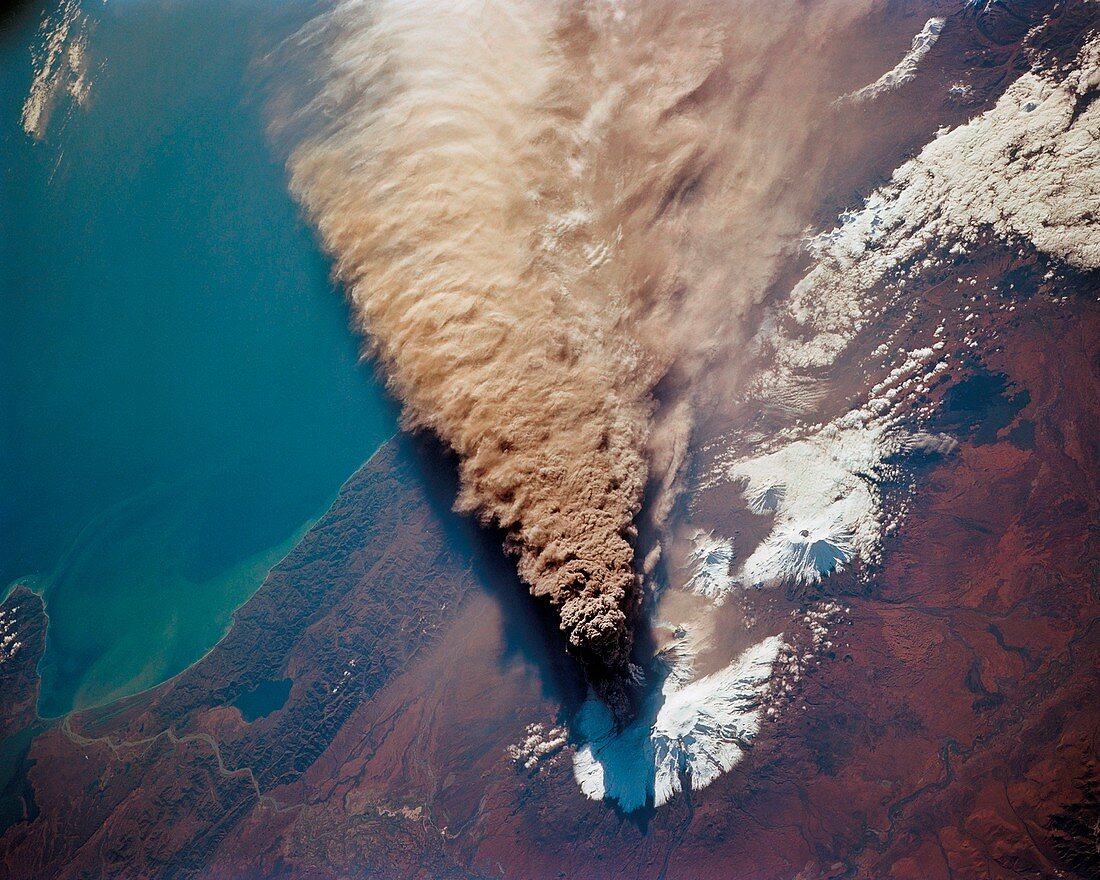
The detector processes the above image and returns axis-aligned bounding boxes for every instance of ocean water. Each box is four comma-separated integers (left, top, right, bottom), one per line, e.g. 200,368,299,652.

0,1,396,717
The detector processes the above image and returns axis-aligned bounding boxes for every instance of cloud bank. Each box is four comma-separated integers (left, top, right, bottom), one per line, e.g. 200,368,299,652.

21,0,97,140
704,33,1100,598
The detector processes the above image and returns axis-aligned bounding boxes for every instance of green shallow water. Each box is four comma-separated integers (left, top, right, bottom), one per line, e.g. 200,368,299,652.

0,1,396,717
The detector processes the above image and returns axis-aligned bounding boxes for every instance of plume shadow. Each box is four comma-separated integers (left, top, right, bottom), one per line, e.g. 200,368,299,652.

399,430,590,717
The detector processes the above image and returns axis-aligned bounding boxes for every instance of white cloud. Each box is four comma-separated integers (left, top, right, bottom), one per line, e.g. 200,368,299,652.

21,0,99,141
752,34,1100,406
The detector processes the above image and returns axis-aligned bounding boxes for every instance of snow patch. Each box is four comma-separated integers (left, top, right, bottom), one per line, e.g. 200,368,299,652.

683,531,737,599
727,413,889,589
710,345,954,593
572,635,783,811
838,17,945,105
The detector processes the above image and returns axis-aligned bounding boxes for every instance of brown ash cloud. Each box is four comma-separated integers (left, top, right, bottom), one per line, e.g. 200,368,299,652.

278,0,889,713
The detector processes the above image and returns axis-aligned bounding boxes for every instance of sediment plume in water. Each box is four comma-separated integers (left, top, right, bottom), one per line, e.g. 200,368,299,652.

278,0,883,713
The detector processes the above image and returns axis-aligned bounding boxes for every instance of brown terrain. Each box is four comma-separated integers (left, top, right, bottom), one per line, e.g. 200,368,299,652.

0,2,1097,878
0,252,1096,878
0,586,46,743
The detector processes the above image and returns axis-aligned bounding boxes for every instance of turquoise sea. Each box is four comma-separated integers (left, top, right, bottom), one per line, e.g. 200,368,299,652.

0,1,396,717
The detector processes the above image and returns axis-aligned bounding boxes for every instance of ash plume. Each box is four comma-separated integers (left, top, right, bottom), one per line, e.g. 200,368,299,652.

277,0,888,713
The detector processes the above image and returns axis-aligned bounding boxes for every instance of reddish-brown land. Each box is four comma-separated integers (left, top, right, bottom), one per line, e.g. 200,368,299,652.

0,3,1096,877
0,261,1096,878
